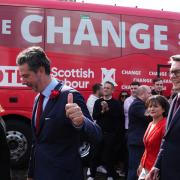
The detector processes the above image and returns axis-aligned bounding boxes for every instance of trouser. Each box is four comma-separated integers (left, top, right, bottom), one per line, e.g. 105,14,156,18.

127,144,144,180
89,132,118,178
123,130,129,180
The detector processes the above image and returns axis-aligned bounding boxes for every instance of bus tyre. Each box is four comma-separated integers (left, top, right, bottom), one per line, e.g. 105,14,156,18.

5,118,32,168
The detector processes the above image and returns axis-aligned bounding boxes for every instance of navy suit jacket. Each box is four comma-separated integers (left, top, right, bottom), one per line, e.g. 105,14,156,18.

155,96,180,180
28,84,102,180
128,98,150,146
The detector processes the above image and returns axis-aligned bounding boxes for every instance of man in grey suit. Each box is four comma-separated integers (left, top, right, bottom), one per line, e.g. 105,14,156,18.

146,54,180,180
16,46,102,180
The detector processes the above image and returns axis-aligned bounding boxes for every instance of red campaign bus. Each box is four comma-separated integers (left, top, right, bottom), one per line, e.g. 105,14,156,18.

0,0,180,167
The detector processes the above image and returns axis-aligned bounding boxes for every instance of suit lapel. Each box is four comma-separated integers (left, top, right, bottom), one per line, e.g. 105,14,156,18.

165,96,179,135
167,98,176,126
38,97,57,132
32,96,39,133
168,108,180,129
37,82,63,136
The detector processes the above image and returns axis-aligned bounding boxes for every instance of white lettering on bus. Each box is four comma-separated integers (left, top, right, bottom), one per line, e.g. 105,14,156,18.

102,21,125,47
121,85,129,90
149,71,167,76
51,67,92,88
133,78,152,83
121,70,141,75
2,20,11,34
51,67,94,78
73,19,99,46
21,15,43,43
154,25,168,50
130,23,150,49
20,15,168,50
47,16,70,44
63,78,89,89
0,66,23,87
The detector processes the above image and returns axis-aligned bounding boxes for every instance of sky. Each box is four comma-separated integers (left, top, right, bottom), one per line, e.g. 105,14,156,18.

76,0,180,12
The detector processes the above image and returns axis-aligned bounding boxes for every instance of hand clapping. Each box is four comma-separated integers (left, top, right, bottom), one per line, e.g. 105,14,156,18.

101,100,109,113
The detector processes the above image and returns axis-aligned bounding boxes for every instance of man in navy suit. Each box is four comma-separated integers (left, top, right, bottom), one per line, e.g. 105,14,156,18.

16,46,102,180
146,55,180,180
127,85,151,180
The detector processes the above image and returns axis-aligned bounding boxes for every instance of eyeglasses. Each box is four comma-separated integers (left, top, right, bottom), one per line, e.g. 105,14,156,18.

169,69,180,77
155,83,163,86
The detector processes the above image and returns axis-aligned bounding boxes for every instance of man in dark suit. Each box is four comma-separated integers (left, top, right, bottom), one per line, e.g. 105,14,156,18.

16,46,102,180
127,85,151,180
146,55,180,180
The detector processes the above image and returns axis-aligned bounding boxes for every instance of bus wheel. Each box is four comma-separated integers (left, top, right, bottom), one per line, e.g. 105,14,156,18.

5,118,32,168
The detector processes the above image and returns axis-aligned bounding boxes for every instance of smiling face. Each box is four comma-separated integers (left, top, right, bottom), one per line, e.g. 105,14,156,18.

148,103,164,119
170,60,180,93
130,85,139,97
103,82,114,97
146,95,169,119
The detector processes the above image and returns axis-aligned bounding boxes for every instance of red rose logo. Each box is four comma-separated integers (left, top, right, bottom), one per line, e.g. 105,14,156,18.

50,90,60,99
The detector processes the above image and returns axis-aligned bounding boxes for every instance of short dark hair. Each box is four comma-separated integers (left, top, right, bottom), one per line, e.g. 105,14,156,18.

146,95,170,117
16,46,51,75
120,90,129,97
92,83,102,94
104,81,114,89
169,54,180,63
130,81,141,86
152,77,163,84
118,90,129,100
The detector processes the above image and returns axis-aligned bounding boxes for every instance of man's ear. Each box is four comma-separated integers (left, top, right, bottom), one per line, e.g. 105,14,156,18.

39,66,45,74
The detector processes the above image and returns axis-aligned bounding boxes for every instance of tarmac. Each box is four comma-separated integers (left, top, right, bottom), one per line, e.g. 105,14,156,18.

12,168,125,180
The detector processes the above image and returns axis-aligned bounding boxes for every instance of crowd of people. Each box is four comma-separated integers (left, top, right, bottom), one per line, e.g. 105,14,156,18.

0,47,180,180
86,73,178,180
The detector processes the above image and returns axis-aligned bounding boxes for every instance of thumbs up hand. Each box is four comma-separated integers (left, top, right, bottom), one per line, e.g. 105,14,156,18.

65,93,84,127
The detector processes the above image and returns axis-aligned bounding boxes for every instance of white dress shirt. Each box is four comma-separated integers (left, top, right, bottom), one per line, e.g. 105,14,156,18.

35,78,59,125
123,95,136,130
86,94,99,117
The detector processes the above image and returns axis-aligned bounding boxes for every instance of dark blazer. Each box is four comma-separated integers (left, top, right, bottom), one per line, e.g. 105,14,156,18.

0,118,11,180
93,98,124,134
28,84,102,180
128,98,150,146
155,96,180,180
